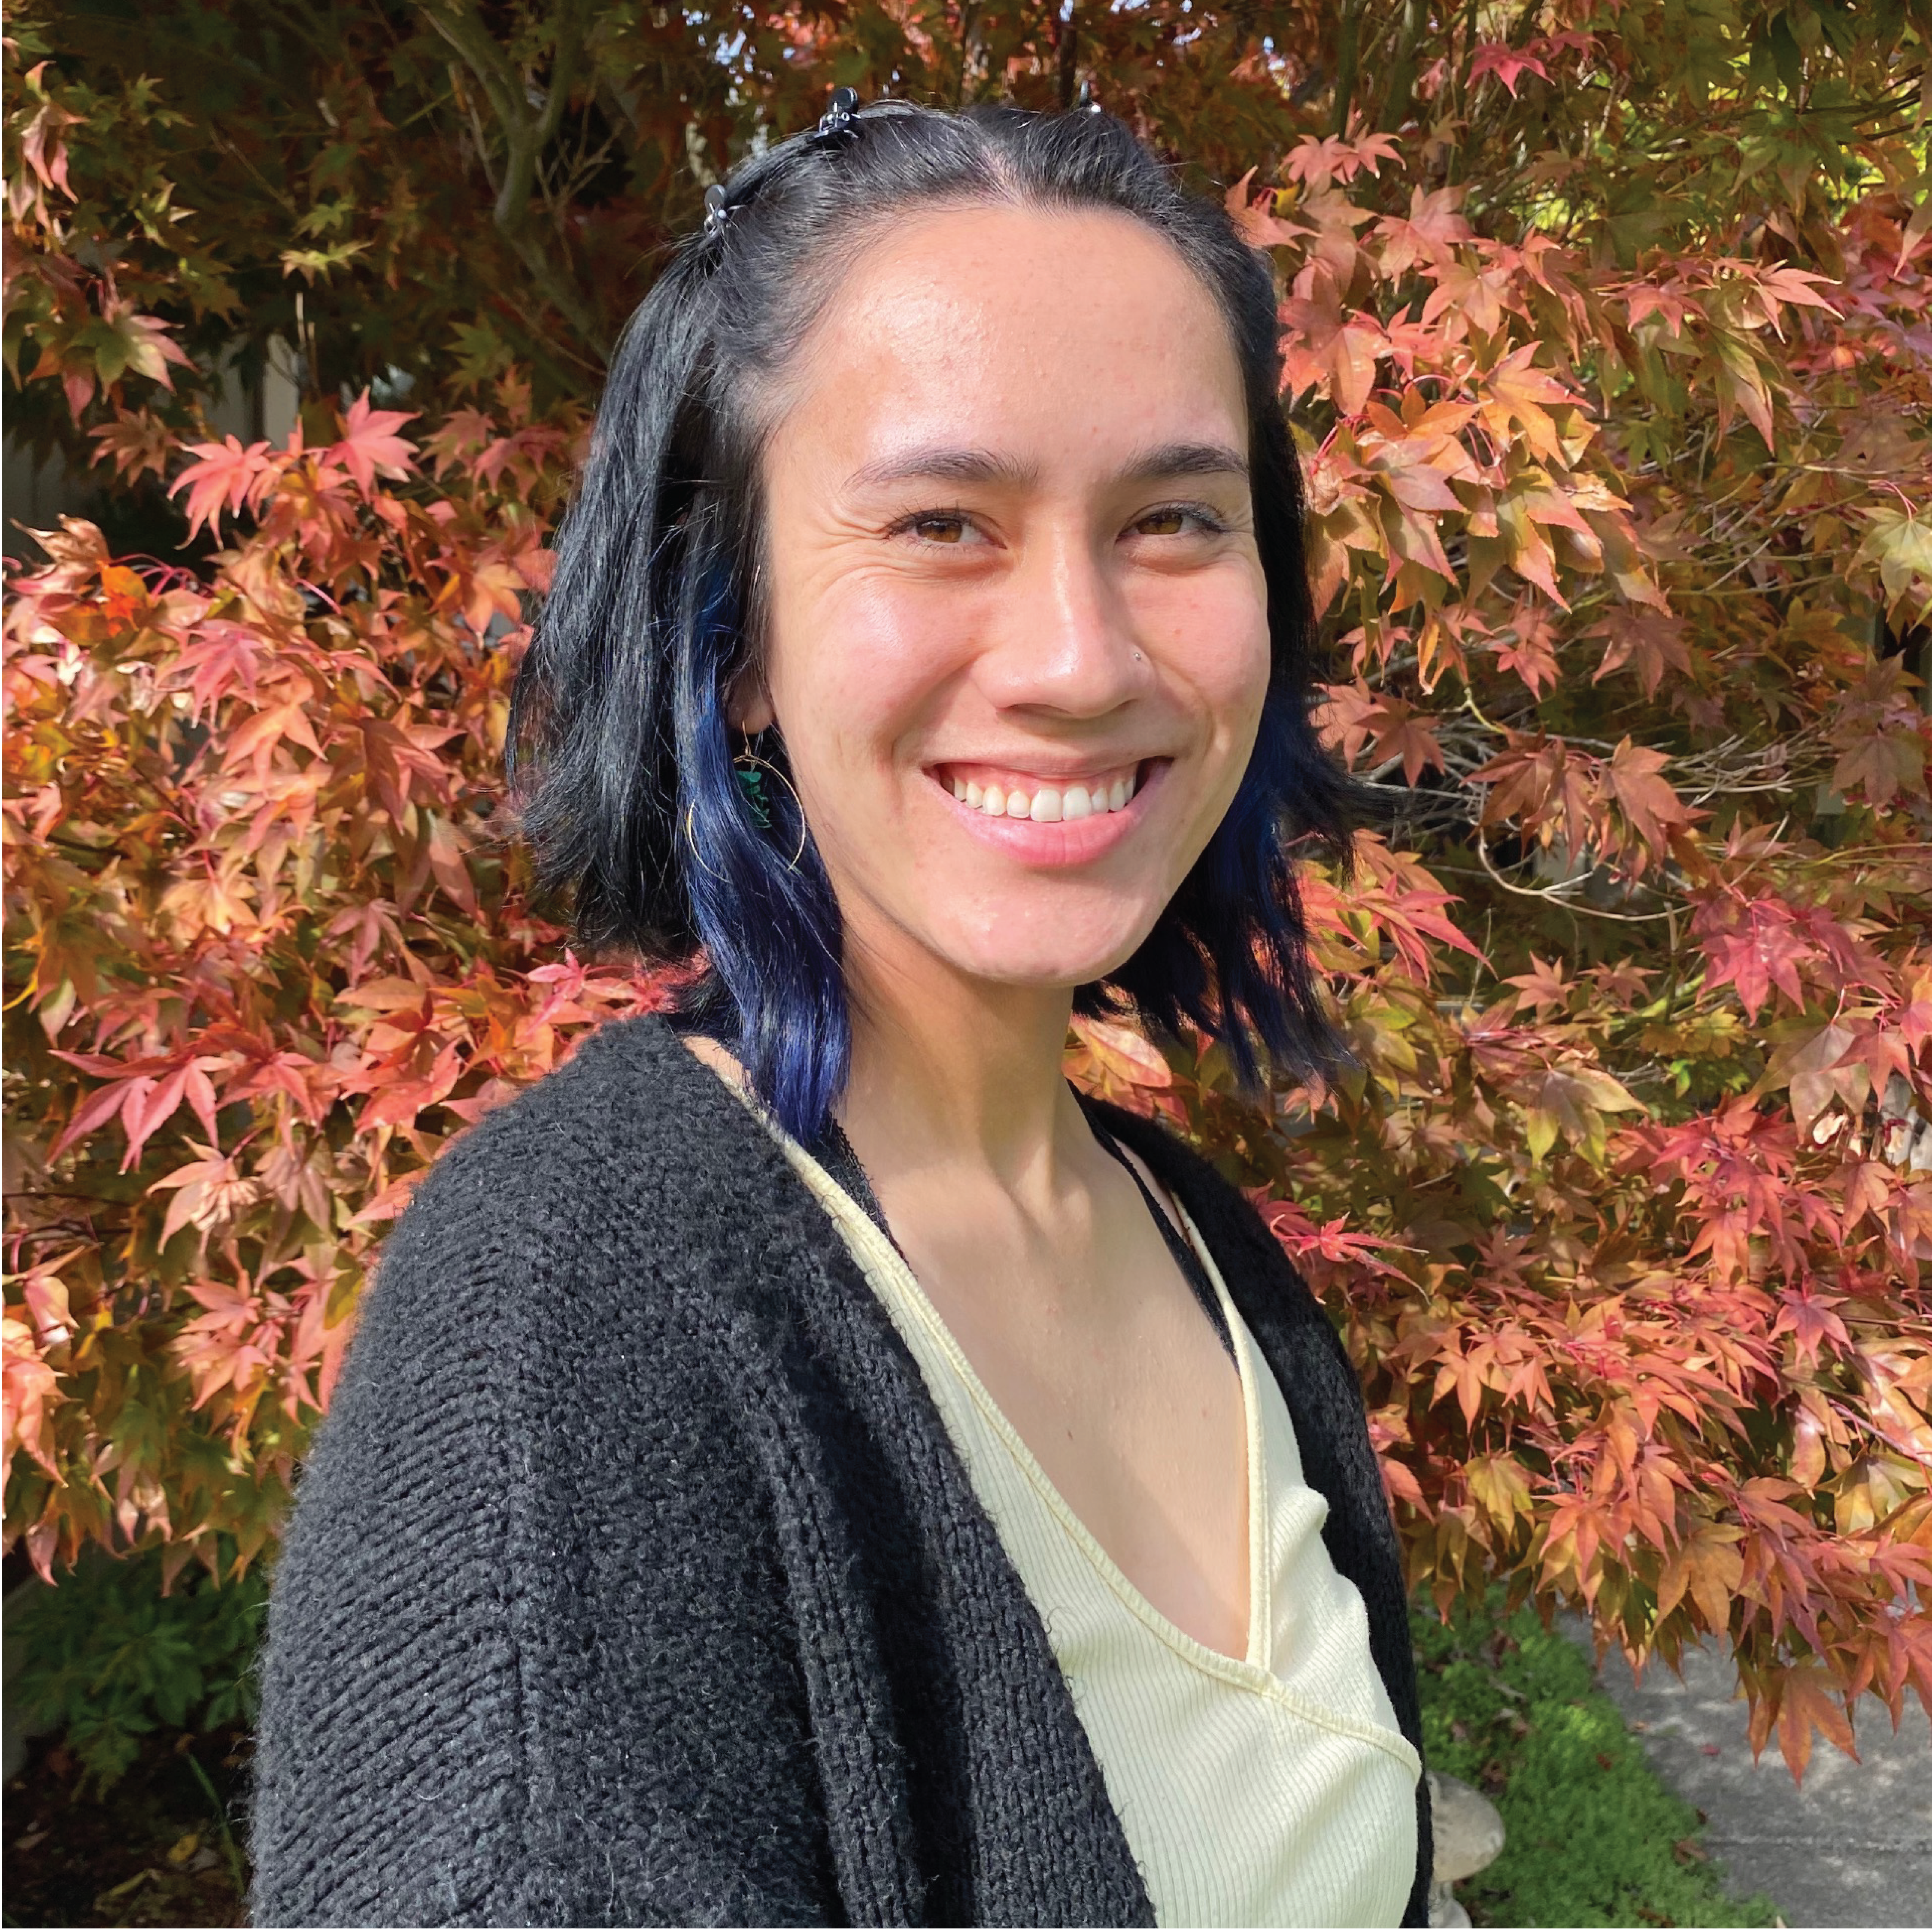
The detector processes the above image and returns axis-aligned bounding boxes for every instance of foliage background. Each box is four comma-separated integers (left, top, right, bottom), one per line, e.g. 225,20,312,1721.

6,0,1932,1799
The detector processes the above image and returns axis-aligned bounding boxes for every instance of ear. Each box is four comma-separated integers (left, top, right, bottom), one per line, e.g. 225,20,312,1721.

724,664,776,734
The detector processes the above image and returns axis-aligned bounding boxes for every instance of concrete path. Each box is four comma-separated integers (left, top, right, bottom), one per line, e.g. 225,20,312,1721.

1564,1619,1932,1928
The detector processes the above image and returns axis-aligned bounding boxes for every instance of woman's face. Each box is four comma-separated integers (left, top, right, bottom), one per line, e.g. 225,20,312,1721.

740,203,1271,999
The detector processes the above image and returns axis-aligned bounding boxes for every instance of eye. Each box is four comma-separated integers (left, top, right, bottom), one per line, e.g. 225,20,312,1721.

895,510,977,546
1128,503,1227,540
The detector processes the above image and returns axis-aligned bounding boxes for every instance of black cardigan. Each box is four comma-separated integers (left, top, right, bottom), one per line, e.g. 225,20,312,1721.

250,1014,1432,1926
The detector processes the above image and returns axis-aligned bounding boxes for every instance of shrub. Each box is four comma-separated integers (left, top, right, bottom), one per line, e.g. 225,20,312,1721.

3,406,671,1585
9,1548,266,1792
6,0,1931,1788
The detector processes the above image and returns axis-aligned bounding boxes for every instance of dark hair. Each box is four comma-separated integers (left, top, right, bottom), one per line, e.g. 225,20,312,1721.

508,99,1353,1144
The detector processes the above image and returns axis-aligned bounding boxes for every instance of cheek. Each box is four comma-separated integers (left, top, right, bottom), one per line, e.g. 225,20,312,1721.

1136,567,1272,747
1209,614,1273,734
766,573,973,789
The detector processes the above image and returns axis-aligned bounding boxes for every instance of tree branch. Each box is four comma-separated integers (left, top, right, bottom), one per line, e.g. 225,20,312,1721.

417,0,610,361
422,0,525,168
1377,0,1429,131
1331,0,1364,136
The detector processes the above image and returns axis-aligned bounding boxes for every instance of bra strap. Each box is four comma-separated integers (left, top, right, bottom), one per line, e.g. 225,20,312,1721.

1078,1104,1235,1362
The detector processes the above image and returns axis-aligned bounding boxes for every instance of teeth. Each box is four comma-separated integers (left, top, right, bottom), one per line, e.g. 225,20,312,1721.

947,765,1141,818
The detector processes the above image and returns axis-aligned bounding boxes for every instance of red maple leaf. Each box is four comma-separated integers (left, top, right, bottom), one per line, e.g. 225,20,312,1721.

1771,1288,1853,1368
1758,1665,1859,1783
1607,738,1698,860
1282,131,1401,190
166,622,266,719
170,435,277,540
1470,39,1550,96
1316,682,1445,783
1494,599,1562,696
1375,186,1474,278
1589,608,1692,697
1504,954,1572,1013
1698,900,1819,1021
328,391,419,496
1280,269,1390,416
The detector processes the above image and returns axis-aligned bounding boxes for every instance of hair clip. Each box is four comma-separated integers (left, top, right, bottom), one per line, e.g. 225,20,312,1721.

1076,79,1101,114
810,85,861,148
702,182,730,242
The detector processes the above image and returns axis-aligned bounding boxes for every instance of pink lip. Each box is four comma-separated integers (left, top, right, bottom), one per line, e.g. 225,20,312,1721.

936,759,1167,867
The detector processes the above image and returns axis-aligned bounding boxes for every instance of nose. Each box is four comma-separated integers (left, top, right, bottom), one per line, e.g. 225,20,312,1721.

974,519,1149,719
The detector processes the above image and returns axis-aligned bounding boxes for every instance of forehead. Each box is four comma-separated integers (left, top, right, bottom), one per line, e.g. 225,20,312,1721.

771,202,1249,467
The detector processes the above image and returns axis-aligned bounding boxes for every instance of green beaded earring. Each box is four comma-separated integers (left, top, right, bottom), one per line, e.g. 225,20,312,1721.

733,733,772,829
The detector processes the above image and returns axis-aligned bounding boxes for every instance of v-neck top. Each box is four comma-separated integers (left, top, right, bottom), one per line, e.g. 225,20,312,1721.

746,1096,1421,1929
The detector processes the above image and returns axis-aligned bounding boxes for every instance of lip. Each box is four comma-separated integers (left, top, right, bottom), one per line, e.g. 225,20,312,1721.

933,757,1169,867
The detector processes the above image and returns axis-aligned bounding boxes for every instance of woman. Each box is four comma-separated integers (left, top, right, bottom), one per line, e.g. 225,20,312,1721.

251,96,1433,1928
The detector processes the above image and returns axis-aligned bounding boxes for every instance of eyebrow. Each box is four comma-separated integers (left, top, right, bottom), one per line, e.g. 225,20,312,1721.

846,446,1036,490
1123,440,1250,483
845,439,1249,493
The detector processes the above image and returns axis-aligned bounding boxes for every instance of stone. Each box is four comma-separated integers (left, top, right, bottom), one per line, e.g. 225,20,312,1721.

1429,1769,1507,1882
1427,1769,1506,1927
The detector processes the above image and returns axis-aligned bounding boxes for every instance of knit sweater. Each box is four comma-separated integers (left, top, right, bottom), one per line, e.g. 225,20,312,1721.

249,1013,1433,1927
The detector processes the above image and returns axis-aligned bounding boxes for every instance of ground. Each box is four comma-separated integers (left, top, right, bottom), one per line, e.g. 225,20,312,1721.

1576,1620,1932,1930
1,1727,247,1929
1413,1592,1781,1928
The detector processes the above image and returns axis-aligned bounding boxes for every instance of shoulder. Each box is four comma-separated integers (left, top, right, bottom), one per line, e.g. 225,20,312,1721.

390,1010,730,1226
313,1012,770,1496
371,1012,752,1311
254,1013,828,1923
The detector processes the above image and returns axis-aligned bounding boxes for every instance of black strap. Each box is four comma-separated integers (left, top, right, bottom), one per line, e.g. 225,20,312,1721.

1078,1101,1235,1361
810,1104,1234,1362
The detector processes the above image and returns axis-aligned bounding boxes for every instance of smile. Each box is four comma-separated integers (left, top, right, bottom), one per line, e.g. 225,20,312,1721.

926,758,1169,865
935,759,1143,822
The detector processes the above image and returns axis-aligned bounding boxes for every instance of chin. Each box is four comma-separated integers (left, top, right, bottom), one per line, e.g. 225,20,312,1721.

925,898,1161,992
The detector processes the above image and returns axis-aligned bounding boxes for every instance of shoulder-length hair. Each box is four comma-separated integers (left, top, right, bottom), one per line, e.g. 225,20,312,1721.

508,100,1353,1145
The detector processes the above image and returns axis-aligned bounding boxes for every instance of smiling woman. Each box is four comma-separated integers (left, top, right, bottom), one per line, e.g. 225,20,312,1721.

249,97,1433,1930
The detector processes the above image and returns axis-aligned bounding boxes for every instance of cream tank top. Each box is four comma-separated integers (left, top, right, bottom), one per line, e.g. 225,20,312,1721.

740,1091,1420,1929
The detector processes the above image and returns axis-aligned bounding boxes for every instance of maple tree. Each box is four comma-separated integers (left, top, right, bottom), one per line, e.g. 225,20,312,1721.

6,0,1932,1789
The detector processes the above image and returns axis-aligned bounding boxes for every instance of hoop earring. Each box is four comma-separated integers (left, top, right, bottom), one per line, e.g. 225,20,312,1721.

732,732,809,871
684,802,725,883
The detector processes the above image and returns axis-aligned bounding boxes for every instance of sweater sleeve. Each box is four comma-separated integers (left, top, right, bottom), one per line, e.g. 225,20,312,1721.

248,1114,842,1927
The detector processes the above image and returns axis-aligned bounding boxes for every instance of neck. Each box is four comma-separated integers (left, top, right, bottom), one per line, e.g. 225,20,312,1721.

836,936,1085,1198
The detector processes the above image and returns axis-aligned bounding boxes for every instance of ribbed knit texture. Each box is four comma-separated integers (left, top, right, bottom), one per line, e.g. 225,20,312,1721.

249,1013,1432,1926
769,1115,1420,1927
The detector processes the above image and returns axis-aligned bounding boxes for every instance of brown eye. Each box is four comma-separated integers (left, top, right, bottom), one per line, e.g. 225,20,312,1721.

911,514,969,544
1136,510,1186,536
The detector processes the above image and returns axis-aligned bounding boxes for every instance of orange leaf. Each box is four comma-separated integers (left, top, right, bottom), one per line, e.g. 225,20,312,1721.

2,1318,62,1489
1768,1665,1859,1783
1607,739,1695,855
1656,1519,1744,1629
